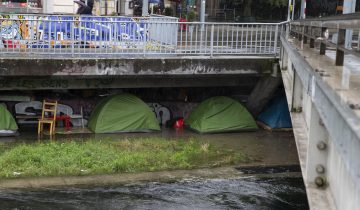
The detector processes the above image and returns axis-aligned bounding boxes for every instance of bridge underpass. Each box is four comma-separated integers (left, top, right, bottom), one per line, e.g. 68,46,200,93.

0,13,360,210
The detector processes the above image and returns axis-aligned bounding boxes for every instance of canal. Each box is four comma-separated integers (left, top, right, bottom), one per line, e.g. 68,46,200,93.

0,176,308,210
0,129,308,209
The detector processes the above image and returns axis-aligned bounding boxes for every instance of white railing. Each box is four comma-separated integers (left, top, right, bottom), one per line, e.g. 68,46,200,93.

0,14,285,58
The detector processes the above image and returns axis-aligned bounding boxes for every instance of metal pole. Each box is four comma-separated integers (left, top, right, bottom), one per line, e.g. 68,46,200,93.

142,0,149,16
200,0,205,31
287,0,292,21
300,0,306,19
343,0,356,49
291,0,295,20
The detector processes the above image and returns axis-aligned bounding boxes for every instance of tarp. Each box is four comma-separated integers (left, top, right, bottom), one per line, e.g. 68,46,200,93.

88,94,160,133
257,93,292,129
0,104,18,131
185,96,258,133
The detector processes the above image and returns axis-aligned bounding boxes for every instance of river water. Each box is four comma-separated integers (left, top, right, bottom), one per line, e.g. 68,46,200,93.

0,176,308,210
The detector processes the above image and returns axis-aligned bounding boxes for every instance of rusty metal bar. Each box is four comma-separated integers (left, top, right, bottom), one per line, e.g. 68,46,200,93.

336,29,346,66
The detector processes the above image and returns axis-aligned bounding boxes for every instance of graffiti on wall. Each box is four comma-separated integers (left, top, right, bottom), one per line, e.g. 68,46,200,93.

0,78,118,90
0,15,155,49
15,101,86,126
147,103,171,125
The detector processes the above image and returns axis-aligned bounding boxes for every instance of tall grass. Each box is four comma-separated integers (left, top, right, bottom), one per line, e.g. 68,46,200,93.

0,137,249,178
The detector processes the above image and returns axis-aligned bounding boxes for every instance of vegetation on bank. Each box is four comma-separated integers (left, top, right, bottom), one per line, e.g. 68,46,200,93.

0,138,250,178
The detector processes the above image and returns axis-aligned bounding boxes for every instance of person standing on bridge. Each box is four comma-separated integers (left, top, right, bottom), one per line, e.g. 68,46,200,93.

74,0,94,15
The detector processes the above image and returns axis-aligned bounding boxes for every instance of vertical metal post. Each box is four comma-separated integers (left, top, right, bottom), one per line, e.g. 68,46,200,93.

274,25,279,55
71,17,75,57
309,27,315,48
336,29,346,66
143,23,147,56
300,0,306,19
358,30,360,51
298,24,303,42
320,27,327,55
291,0,296,20
303,26,308,44
287,0,292,21
210,24,214,57
200,0,206,31
142,0,149,16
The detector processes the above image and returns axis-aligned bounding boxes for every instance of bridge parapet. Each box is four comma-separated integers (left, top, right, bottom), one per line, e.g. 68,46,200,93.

0,14,284,58
290,13,360,66
281,14,360,210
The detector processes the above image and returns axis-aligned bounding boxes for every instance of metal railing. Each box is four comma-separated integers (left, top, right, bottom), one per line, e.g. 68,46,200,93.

290,13,360,66
0,14,285,58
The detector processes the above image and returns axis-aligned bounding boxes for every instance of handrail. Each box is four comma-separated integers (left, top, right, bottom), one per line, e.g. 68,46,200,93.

0,14,286,58
289,14,360,66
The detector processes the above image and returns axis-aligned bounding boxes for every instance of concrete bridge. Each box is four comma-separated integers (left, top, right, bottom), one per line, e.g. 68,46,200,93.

1,13,360,210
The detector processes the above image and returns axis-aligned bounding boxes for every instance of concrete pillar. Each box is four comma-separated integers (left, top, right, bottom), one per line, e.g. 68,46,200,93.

281,46,288,70
142,0,149,16
343,0,356,49
291,71,303,111
246,75,282,117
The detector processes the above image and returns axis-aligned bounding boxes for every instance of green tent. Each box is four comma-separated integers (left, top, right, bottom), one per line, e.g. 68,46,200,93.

0,104,18,131
88,94,160,133
185,96,258,133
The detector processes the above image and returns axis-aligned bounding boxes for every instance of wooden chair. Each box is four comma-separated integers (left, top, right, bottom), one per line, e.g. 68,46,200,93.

38,100,58,135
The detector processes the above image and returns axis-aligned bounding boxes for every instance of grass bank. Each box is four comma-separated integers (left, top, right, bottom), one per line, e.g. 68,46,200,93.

0,138,250,178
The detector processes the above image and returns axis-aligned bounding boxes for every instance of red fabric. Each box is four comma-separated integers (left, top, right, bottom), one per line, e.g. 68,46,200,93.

3,40,20,49
55,115,71,131
179,18,187,31
173,118,184,129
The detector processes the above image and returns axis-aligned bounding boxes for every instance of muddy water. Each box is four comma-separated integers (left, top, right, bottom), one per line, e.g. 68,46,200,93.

0,176,308,210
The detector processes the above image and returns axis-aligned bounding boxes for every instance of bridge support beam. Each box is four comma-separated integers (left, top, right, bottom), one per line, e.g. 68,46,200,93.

306,102,329,188
246,75,282,117
291,71,303,112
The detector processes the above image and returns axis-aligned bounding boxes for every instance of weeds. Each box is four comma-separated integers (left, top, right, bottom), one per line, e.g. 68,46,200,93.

0,137,249,178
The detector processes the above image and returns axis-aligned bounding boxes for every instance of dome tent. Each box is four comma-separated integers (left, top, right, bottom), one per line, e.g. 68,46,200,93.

257,93,292,130
0,104,18,136
185,96,258,133
88,94,160,133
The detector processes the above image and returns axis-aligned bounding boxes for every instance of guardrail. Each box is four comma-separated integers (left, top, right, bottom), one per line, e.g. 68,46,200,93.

0,14,285,58
290,13,360,66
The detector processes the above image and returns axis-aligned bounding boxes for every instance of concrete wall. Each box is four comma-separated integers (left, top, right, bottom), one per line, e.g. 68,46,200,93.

4,86,254,126
43,0,75,14
0,58,274,77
